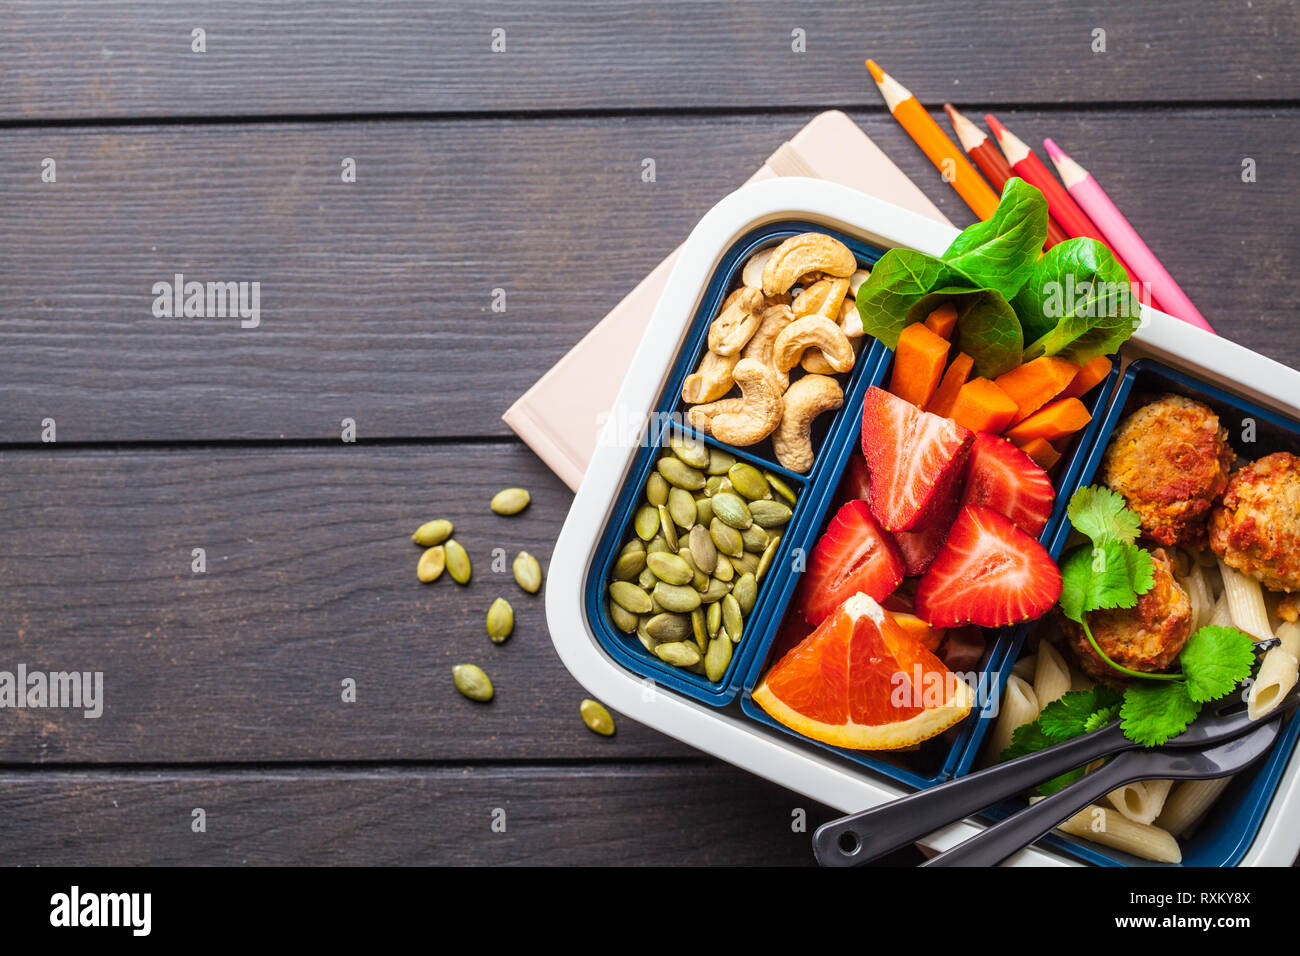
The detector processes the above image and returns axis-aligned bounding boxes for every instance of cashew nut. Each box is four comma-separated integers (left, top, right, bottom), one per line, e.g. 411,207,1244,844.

761,233,856,296
773,374,843,473
741,304,794,391
839,296,864,340
848,269,871,297
791,275,849,320
686,359,783,446
801,350,837,375
741,249,774,290
707,286,764,356
772,315,856,374
681,348,740,404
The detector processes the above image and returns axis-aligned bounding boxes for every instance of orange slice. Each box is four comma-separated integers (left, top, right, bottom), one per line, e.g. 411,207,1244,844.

752,593,973,750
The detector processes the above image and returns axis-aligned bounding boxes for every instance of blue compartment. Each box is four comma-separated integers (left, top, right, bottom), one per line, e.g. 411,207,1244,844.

976,358,1300,865
738,338,1121,788
582,222,891,705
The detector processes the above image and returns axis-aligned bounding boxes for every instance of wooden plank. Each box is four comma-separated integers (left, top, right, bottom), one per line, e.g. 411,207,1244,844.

3,109,1297,444
0,442,711,762
1,1,1296,120
0,762,857,865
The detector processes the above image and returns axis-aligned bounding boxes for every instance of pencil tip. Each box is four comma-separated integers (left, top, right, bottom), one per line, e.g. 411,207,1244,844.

1042,138,1064,162
983,113,1006,138
864,59,884,83
943,103,958,120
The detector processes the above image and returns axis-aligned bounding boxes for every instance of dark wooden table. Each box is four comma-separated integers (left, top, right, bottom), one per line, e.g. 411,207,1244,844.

1,1,1296,865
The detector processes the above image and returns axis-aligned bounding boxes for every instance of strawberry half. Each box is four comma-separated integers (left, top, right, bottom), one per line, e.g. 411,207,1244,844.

914,504,1062,628
798,499,905,625
861,386,973,532
891,488,958,577
959,432,1055,538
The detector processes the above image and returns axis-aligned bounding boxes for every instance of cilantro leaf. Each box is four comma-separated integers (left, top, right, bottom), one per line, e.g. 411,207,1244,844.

1038,688,1115,740
1084,705,1121,733
1059,542,1154,622
1001,720,1052,761
1120,681,1201,746
1067,485,1141,546
1180,626,1256,703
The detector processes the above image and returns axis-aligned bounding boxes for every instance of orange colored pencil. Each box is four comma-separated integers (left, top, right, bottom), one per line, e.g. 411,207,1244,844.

865,59,1000,221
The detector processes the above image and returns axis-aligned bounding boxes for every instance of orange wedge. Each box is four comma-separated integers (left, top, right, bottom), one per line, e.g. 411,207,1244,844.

753,594,973,750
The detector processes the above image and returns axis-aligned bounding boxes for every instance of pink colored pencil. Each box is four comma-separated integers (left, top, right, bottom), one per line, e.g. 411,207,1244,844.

1044,138,1214,334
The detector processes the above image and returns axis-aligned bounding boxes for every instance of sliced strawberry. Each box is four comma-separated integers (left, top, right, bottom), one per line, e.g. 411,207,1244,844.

842,449,872,502
914,504,1062,628
861,386,973,533
891,488,958,577
798,499,905,625
939,626,987,672
960,432,1055,538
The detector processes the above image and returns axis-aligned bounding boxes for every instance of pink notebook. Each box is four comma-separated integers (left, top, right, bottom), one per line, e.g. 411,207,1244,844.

503,110,952,490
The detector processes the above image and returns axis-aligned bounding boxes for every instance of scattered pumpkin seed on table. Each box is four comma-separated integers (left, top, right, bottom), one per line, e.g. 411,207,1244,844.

453,664,493,702
412,519,453,547
580,699,616,736
445,539,472,584
512,551,543,593
416,545,446,583
490,487,531,515
486,597,514,643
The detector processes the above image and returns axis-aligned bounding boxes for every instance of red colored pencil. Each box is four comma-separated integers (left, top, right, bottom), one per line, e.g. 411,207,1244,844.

943,104,1069,249
984,113,1110,246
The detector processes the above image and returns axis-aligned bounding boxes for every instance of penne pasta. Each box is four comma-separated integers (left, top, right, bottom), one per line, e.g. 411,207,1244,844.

1247,646,1299,719
1010,653,1037,683
1217,557,1273,641
987,675,1039,761
1106,779,1173,825
1033,641,1071,710
1054,803,1182,864
1206,593,1232,629
1156,777,1234,837
1180,563,1213,631
1276,620,1300,658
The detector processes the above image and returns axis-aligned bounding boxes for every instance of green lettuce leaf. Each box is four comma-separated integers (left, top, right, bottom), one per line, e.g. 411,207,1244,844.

941,177,1048,300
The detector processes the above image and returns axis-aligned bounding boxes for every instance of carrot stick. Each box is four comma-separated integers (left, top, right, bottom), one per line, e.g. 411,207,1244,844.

889,321,951,409
926,352,974,417
949,378,1019,434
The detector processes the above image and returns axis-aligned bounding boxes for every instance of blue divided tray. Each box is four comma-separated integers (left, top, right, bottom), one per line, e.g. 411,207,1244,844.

737,344,1119,788
976,358,1300,866
582,221,892,705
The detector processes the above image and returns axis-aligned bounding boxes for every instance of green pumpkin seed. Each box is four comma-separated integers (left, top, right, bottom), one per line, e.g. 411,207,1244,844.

750,499,792,528
687,525,718,574
658,505,679,550
712,553,735,582
694,634,710,660
721,594,743,641
707,448,737,475
733,572,758,615
636,621,657,652
621,538,645,557
694,497,714,526
417,546,446,583
646,612,692,641
412,519,453,547
704,475,725,497
740,524,769,553
667,487,697,529
690,607,707,643
486,598,514,643
637,566,658,589
653,581,702,613
453,664,493,702
645,472,670,507
732,551,759,576
677,548,709,590
669,433,711,469
609,601,639,633
445,539,472,584
705,627,733,681
646,534,669,555
711,492,753,530
648,596,666,614
646,552,693,586
513,551,543,593
613,550,645,580
654,641,702,667
764,471,798,505
699,578,731,604
706,601,722,638
610,580,653,614
727,462,770,501
657,456,706,490
580,698,616,736
710,517,744,558
756,534,781,581
490,487,531,515
634,504,660,540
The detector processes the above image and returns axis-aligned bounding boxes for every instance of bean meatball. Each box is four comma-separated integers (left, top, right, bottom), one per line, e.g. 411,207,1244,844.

1101,395,1235,547
1062,548,1193,686
1209,451,1300,592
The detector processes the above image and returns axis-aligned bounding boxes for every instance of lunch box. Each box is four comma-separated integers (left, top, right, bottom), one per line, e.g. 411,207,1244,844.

547,177,1300,866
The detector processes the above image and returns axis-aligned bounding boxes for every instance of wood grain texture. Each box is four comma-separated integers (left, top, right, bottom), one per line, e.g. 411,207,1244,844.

0,763,843,865
1,1,1296,121
3,108,1297,444
0,441,709,763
